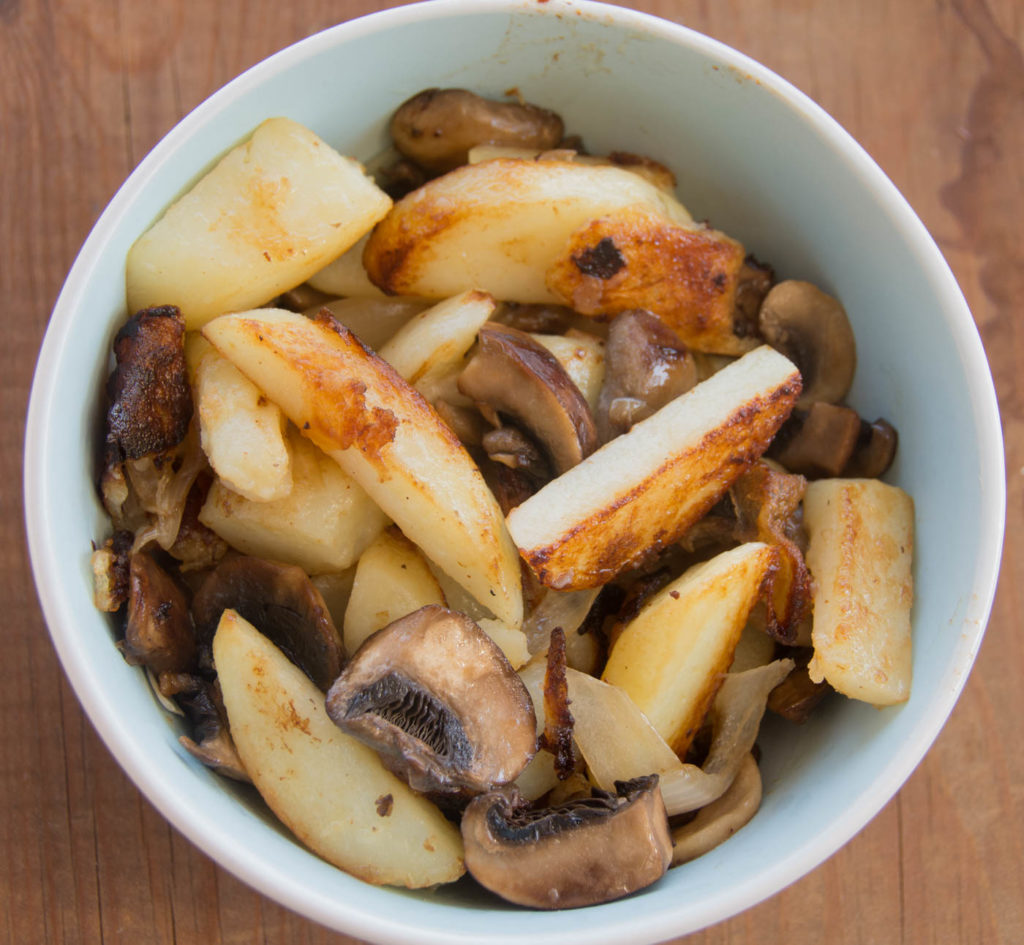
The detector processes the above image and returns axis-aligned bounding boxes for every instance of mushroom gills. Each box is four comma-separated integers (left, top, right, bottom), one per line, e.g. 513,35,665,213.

326,605,536,799
461,775,672,909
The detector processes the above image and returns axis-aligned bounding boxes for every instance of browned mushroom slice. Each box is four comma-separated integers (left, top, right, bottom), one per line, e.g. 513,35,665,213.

325,605,536,799
106,305,193,462
122,551,197,675
391,88,564,174
596,309,697,441
192,555,343,691
480,426,549,479
769,401,863,478
171,676,250,782
461,775,672,909
732,255,774,340
757,280,856,407
844,417,899,478
458,322,598,475
767,656,832,723
493,301,576,334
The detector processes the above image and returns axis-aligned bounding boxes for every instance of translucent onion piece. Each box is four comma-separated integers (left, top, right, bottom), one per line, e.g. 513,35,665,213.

519,659,682,789
671,753,762,865
523,587,600,655
660,658,793,816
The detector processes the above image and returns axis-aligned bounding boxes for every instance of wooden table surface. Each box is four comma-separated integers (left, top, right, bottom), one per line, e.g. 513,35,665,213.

4,0,1022,942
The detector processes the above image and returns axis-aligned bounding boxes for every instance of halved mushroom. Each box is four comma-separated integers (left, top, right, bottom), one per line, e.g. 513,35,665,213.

458,322,598,475
171,675,250,782
192,555,343,691
122,550,197,675
461,774,672,909
326,605,537,799
758,280,856,407
390,88,564,174
596,309,697,441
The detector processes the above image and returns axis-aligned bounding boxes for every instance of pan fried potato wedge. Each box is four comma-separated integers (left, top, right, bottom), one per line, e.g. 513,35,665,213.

378,290,495,403
187,335,292,502
546,206,755,356
343,528,446,654
602,542,777,754
362,157,692,303
804,478,914,705
127,118,391,329
199,427,388,574
307,232,387,298
213,610,464,887
506,345,801,589
203,307,524,628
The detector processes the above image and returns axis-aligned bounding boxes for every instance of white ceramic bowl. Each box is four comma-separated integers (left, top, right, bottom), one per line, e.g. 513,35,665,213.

25,1,1005,942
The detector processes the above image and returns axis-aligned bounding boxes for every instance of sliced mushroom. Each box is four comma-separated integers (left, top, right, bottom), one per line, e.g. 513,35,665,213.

767,649,832,723
326,605,537,799
171,675,250,782
391,88,564,174
480,425,549,478
192,555,343,691
458,322,598,475
461,775,672,909
732,255,774,339
596,309,697,441
769,401,863,478
106,305,193,462
845,417,899,478
122,551,197,675
758,280,856,407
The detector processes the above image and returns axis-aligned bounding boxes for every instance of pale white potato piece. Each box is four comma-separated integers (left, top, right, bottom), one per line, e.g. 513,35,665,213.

203,307,523,628
187,335,292,502
306,232,386,298
343,528,445,654
804,478,915,705
362,157,692,303
475,617,531,669
520,659,682,791
531,330,606,411
306,296,429,351
199,427,388,574
127,118,392,328
506,345,801,589
378,290,495,402
602,543,778,754
213,610,464,887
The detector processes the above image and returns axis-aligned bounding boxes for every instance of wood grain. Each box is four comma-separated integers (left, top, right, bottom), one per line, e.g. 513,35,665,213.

3,1,1022,942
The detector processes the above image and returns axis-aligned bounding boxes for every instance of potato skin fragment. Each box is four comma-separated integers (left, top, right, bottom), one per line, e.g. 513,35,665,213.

546,207,755,356
804,478,914,705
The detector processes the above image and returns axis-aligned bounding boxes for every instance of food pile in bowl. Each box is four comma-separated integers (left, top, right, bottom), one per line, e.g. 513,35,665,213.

89,87,914,909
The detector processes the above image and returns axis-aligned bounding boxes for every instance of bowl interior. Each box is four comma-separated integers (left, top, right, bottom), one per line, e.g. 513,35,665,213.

25,1,1004,943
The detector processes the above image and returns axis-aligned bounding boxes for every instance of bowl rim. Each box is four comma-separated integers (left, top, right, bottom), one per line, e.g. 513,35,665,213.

24,0,1006,942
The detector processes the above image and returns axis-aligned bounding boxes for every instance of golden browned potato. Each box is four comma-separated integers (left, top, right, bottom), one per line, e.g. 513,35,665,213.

545,206,754,356
213,610,464,887
602,542,778,754
804,478,915,705
127,118,392,328
505,345,801,590
202,307,523,628
362,157,692,303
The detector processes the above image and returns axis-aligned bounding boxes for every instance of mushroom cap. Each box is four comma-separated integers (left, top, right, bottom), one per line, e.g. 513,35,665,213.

192,555,343,691
461,775,672,909
390,88,564,174
757,280,856,407
458,321,598,475
123,551,197,675
326,605,537,798
596,309,697,440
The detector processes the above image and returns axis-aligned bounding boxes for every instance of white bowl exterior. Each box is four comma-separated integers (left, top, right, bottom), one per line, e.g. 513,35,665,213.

25,1,1005,943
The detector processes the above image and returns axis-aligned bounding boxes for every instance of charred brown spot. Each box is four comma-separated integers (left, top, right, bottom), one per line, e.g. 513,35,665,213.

375,793,394,817
573,237,626,279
